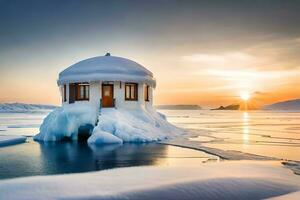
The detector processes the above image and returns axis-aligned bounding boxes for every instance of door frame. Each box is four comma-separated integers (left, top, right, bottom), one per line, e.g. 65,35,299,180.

101,83,114,107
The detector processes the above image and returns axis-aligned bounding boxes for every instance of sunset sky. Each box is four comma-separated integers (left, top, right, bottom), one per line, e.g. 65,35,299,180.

1,0,300,108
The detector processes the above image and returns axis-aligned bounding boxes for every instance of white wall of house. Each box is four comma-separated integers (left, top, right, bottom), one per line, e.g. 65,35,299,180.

113,81,153,109
90,81,101,108
60,81,153,111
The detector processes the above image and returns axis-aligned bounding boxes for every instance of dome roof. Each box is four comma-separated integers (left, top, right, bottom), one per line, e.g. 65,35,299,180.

57,55,156,87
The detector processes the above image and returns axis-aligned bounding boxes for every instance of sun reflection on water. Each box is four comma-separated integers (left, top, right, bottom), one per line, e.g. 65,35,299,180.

242,112,249,145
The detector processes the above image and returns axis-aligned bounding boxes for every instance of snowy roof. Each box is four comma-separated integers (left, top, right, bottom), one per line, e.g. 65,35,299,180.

57,54,156,87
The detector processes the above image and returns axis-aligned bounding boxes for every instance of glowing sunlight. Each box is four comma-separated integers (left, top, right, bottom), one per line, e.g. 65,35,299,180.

240,92,250,101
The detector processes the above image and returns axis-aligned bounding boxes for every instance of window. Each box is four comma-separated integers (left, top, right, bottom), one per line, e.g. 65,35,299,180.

63,84,67,102
75,83,89,101
125,83,138,101
144,85,149,101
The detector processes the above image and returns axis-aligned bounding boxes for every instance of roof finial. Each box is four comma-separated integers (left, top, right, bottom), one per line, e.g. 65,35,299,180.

105,52,111,56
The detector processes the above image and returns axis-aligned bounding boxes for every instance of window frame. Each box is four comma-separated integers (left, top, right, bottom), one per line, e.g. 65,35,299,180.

144,85,149,102
125,82,138,101
75,82,90,101
63,84,67,102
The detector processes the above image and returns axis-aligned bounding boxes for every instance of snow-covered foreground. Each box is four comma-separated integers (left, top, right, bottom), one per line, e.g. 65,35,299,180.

0,161,299,200
0,135,26,147
34,105,183,143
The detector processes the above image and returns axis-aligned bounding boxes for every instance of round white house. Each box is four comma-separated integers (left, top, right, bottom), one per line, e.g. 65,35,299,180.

57,53,156,110
34,53,182,143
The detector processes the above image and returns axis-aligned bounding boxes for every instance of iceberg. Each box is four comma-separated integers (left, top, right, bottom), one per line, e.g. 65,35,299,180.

34,105,183,143
34,105,97,141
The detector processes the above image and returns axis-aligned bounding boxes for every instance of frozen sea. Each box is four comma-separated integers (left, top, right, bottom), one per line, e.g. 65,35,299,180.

1,110,300,199
160,110,300,161
0,111,218,180
0,110,299,180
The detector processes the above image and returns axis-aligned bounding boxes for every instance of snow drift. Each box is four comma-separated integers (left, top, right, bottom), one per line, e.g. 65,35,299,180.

88,108,183,144
35,105,183,143
87,130,123,145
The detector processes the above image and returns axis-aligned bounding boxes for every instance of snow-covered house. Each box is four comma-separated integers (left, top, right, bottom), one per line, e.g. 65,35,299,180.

58,53,155,110
34,54,182,144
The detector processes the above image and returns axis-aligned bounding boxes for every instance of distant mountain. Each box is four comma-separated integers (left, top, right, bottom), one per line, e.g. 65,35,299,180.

211,104,240,110
0,103,58,113
156,105,202,110
263,99,300,110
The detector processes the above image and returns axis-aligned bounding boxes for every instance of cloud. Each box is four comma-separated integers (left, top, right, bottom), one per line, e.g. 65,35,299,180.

181,52,255,68
181,36,300,72
254,91,270,95
182,52,253,62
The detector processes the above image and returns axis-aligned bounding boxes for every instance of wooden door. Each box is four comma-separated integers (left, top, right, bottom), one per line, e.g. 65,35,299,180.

102,84,114,107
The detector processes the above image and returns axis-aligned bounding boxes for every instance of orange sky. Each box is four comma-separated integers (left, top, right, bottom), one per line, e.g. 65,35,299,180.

1,44,299,108
0,1,300,108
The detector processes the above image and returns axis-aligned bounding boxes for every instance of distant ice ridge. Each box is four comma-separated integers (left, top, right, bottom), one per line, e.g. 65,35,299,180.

0,103,57,113
263,99,300,110
0,135,26,147
34,105,183,143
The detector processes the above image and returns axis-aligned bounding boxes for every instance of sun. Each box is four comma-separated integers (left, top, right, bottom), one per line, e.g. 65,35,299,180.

240,92,250,101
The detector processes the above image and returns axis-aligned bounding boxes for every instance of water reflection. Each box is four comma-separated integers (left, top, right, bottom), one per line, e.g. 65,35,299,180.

243,112,249,144
163,110,300,161
0,139,215,180
38,141,169,174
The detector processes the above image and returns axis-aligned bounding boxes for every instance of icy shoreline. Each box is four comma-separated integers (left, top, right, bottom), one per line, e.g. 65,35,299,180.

160,131,276,160
0,135,27,147
0,161,299,200
160,130,300,175
0,103,56,113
